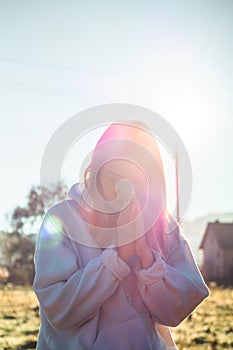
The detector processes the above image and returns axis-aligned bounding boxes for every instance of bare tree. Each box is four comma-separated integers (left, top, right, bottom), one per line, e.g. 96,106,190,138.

11,180,67,234
0,180,67,284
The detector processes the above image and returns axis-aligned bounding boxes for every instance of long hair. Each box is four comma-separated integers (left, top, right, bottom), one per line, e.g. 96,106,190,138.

83,121,170,258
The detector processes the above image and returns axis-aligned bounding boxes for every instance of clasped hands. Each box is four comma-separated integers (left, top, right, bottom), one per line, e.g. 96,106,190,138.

116,195,154,269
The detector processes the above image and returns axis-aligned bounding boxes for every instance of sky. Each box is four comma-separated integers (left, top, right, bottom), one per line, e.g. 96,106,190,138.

0,0,232,231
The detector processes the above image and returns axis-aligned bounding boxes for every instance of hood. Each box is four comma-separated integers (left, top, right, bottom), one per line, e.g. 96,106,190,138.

67,182,88,204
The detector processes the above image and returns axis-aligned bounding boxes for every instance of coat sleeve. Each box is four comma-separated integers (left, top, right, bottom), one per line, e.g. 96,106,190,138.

33,209,130,331
136,226,209,327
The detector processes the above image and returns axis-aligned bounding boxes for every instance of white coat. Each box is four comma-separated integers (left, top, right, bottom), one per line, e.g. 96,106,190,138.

33,183,209,350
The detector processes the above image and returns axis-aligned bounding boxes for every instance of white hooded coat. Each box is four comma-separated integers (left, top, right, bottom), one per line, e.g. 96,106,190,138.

33,183,209,350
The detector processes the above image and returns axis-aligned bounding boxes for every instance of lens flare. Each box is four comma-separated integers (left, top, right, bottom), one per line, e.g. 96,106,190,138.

40,103,192,247
40,214,63,249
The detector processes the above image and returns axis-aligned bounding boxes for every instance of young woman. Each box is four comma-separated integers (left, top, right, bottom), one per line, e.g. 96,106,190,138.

33,121,209,350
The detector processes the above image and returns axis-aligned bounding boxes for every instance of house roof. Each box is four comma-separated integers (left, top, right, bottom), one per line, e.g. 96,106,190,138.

199,221,233,250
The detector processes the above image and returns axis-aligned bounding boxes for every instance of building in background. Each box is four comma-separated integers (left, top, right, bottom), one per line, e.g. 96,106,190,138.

199,221,233,284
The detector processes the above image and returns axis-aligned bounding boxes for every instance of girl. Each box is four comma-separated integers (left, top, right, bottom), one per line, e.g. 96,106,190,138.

33,121,209,349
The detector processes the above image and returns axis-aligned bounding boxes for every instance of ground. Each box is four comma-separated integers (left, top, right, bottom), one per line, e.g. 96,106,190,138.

0,284,232,350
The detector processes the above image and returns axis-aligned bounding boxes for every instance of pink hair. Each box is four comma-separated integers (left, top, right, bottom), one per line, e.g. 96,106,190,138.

84,121,169,257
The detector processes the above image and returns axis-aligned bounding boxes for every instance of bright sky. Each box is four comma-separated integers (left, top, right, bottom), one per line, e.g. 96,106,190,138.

0,0,232,231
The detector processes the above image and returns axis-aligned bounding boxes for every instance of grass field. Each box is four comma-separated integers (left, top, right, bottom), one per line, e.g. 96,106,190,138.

0,284,232,350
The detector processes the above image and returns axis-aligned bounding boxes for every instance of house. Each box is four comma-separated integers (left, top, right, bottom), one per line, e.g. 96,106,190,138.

199,221,233,284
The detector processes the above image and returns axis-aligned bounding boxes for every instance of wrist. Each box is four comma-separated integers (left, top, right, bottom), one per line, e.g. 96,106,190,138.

137,249,154,269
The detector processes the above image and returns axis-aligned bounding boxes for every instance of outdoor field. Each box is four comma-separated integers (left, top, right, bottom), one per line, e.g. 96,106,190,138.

0,284,232,350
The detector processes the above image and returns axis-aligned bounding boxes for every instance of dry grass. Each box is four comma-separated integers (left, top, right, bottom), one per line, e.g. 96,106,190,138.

0,285,39,350
0,284,232,349
172,284,233,350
